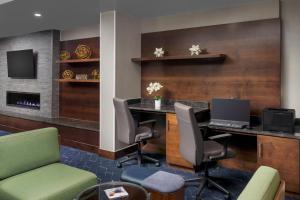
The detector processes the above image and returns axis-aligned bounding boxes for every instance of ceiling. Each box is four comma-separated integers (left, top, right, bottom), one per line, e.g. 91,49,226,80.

0,0,261,38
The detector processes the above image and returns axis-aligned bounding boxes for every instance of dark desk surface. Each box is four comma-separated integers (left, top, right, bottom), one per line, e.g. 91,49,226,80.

128,98,209,114
198,121,300,140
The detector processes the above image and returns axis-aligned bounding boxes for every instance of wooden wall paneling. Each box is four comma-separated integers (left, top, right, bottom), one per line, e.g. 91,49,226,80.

0,114,99,154
60,37,100,59
59,37,100,121
59,83,99,121
141,19,281,115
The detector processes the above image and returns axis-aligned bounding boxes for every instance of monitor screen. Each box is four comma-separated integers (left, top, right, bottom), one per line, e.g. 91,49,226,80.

7,49,36,79
211,98,250,123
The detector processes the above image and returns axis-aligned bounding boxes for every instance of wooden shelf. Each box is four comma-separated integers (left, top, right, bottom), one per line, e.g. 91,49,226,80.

58,79,99,83
131,54,226,63
57,58,99,64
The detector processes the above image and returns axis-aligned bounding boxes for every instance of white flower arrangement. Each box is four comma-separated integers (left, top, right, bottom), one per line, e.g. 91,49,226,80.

146,82,163,100
154,48,165,57
189,44,202,56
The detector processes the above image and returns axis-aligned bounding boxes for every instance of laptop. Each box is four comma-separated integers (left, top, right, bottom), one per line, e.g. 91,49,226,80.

209,98,250,129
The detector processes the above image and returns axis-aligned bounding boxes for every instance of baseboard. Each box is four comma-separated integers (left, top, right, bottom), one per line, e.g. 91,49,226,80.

98,144,137,160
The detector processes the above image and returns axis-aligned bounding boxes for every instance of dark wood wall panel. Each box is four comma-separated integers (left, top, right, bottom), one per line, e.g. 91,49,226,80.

0,114,99,153
141,19,281,115
59,83,99,121
59,37,99,121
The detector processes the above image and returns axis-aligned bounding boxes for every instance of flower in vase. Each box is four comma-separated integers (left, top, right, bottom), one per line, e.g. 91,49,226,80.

146,82,163,100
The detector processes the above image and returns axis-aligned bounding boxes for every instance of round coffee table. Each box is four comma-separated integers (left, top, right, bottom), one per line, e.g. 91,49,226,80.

75,181,150,200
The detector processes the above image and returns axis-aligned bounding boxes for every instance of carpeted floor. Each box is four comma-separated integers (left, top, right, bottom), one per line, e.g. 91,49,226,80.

0,132,297,199
60,146,298,200
0,130,9,136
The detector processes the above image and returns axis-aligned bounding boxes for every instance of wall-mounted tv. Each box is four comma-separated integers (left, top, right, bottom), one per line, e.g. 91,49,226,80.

7,49,36,79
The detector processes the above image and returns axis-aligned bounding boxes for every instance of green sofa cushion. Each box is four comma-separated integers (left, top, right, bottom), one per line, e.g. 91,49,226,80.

0,163,97,200
0,128,60,180
238,166,280,200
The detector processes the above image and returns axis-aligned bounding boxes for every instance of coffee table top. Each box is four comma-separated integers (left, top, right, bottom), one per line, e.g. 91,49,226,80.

75,181,150,200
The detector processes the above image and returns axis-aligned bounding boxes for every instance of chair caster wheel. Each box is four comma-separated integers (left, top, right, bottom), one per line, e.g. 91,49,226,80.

224,194,231,200
155,162,160,167
116,163,122,168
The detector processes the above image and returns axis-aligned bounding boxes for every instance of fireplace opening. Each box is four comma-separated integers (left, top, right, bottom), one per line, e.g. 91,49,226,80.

7,91,40,110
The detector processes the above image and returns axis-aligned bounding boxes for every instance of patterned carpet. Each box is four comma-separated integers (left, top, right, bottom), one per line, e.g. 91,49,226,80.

60,146,298,200
0,130,9,136
0,132,297,199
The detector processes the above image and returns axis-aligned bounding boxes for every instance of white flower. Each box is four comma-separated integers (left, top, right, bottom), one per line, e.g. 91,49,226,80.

154,48,165,57
146,82,163,95
189,45,202,56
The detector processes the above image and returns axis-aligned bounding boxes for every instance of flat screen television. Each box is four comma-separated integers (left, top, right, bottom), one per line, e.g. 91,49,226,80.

7,49,36,79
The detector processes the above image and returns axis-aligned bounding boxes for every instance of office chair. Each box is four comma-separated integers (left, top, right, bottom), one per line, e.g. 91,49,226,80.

174,102,235,200
113,98,160,168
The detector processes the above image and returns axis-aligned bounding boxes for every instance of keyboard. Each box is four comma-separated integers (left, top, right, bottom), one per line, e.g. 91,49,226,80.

209,121,245,129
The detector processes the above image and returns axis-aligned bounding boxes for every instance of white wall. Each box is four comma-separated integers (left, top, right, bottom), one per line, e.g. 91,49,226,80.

115,12,141,150
141,0,279,33
100,11,116,152
60,24,100,41
281,0,300,117
100,11,141,152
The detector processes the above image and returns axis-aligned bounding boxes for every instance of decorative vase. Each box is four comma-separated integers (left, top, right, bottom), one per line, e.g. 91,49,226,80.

155,99,161,110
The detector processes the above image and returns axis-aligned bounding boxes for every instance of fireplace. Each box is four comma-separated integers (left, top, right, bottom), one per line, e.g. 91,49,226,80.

7,91,40,110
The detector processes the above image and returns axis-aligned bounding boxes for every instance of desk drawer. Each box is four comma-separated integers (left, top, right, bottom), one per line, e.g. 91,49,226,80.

166,113,193,169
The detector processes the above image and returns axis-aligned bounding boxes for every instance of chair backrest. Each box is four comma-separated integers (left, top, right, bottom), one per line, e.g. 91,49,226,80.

0,127,60,180
174,102,204,166
113,98,136,145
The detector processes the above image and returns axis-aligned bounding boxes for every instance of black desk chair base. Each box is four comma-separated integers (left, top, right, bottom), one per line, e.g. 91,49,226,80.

117,143,160,168
185,164,231,200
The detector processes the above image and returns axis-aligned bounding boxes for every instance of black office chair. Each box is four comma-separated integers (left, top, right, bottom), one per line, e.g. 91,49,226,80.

113,98,160,168
174,102,235,200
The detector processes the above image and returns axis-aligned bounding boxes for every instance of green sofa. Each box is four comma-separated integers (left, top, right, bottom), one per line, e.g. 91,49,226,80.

0,127,97,200
238,166,285,200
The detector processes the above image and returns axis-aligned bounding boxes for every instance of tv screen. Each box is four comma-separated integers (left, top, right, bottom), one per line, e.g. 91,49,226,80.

7,49,36,79
211,98,250,123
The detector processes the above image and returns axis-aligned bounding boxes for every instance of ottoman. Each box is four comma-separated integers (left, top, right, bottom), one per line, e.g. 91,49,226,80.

121,166,185,200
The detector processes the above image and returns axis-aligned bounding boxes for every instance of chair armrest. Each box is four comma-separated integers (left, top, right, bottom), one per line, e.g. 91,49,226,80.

139,119,157,133
208,133,232,140
198,122,209,128
208,133,232,158
139,119,156,126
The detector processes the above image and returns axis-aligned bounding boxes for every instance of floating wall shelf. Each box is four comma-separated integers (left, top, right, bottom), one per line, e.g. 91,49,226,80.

57,58,100,64
58,79,99,83
131,54,226,63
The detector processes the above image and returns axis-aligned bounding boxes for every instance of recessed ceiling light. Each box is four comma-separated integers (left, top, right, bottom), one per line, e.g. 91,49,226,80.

0,0,14,5
34,13,42,17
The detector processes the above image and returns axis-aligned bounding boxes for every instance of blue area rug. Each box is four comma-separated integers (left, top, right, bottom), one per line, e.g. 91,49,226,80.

0,130,9,136
60,146,298,200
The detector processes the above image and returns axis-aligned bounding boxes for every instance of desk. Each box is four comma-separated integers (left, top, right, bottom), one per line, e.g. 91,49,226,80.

129,99,300,194
128,99,209,168
200,122,300,194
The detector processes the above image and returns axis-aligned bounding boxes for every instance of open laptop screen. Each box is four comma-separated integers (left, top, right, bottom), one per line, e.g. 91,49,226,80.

211,99,250,123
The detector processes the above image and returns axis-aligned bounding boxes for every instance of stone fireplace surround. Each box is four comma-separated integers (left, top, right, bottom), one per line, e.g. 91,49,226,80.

0,30,60,118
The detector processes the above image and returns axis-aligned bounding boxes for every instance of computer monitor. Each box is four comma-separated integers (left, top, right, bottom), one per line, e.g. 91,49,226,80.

210,98,250,128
